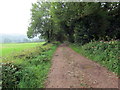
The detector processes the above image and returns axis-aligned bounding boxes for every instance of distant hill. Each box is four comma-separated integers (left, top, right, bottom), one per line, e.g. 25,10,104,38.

0,33,44,43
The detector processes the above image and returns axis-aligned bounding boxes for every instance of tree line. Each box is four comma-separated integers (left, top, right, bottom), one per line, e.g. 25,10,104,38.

27,2,120,44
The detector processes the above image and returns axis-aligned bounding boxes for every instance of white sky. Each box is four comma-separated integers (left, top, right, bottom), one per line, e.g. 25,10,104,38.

0,0,37,35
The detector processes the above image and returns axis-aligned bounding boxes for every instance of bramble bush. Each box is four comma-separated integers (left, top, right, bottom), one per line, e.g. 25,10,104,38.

2,63,22,88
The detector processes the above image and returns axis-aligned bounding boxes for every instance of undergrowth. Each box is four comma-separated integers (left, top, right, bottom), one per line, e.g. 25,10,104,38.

2,43,57,88
70,40,119,75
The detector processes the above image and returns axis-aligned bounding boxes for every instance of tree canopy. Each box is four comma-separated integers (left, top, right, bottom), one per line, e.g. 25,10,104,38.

27,2,120,44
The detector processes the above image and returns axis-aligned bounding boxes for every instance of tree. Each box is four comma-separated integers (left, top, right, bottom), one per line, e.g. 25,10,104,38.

4,38,12,43
27,2,120,44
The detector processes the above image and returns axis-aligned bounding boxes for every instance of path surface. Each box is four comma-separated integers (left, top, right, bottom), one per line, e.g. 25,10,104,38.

45,44,118,88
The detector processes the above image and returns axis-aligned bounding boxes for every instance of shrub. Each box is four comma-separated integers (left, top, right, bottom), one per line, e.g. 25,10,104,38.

71,40,119,75
52,41,61,46
2,63,22,88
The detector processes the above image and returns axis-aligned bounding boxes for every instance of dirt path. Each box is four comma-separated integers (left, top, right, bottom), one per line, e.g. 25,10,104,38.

45,44,118,88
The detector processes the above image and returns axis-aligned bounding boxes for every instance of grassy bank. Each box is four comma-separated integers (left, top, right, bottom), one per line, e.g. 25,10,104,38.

2,43,57,88
70,40,119,75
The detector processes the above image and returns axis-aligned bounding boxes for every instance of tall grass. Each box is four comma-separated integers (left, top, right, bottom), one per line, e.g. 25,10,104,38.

70,40,119,75
2,43,57,88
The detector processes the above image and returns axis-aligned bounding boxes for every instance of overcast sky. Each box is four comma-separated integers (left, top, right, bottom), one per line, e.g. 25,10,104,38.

0,0,37,35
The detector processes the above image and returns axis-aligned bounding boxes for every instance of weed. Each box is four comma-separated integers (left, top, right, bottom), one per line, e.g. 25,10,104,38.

70,40,119,75
2,43,57,88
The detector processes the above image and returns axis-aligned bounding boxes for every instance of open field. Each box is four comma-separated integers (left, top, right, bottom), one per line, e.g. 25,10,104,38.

0,42,45,57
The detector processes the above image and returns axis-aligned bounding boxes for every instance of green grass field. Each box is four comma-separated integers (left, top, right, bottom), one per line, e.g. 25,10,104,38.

0,42,45,57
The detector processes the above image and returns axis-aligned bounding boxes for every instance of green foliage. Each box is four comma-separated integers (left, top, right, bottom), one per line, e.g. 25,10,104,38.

52,41,61,46
27,2,120,43
2,43,57,88
1,42,44,56
2,63,22,88
70,40,119,75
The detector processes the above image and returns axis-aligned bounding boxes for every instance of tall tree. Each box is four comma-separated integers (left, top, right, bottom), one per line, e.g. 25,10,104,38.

27,2,120,44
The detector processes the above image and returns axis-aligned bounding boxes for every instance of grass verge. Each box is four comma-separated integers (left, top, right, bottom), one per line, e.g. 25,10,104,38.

2,43,57,88
70,40,119,75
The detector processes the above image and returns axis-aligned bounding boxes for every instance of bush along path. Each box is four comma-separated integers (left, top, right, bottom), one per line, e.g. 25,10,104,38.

71,40,119,75
45,44,118,88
